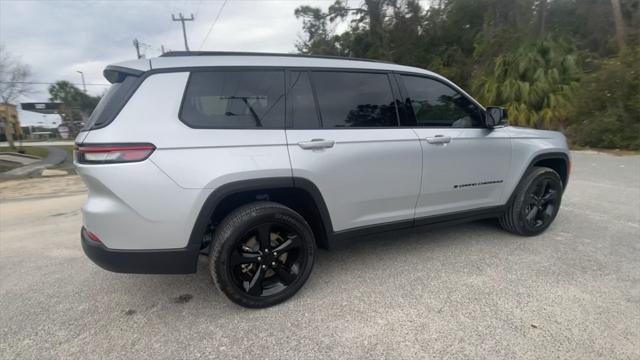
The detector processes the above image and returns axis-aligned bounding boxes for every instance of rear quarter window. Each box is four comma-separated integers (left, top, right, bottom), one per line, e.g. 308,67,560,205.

180,70,285,129
84,75,139,130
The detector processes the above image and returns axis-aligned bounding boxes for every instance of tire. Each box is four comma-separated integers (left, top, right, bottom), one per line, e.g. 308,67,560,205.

499,166,563,236
209,201,315,308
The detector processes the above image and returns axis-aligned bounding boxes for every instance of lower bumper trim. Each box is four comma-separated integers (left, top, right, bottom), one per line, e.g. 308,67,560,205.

81,227,199,274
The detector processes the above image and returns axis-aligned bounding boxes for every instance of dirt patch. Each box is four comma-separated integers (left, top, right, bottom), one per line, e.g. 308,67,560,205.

0,175,86,201
173,294,193,304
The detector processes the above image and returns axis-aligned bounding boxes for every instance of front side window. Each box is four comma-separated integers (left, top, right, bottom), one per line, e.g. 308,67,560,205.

180,70,285,128
401,75,483,128
312,72,398,128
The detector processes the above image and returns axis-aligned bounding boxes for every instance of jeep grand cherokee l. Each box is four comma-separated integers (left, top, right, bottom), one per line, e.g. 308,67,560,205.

76,52,570,308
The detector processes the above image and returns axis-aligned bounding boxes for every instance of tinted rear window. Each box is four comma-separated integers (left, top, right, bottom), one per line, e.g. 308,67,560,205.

84,75,138,130
312,72,398,128
289,71,320,129
180,70,285,129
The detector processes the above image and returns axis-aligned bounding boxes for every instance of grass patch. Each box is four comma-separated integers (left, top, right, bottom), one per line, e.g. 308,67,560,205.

0,146,49,158
52,145,75,154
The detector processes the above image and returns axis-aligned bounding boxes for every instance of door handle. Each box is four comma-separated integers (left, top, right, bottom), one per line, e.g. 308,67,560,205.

297,138,335,150
425,135,451,144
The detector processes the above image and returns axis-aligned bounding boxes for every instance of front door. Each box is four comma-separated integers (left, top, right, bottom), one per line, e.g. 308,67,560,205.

397,74,512,219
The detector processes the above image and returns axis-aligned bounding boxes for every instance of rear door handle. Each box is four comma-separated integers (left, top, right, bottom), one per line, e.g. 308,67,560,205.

425,135,451,144
297,139,335,150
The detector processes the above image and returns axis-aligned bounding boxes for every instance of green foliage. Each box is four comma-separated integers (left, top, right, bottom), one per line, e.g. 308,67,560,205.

473,40,580,129
48,80,100,114
294,5,342,55
568,48,640,150
293,0,640,149
48,81,101,132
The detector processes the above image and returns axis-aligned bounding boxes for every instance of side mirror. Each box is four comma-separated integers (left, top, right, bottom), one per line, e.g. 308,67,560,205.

484,107,508,128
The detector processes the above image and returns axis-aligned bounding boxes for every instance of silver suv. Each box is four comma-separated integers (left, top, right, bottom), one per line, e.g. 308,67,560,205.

76,52,570,308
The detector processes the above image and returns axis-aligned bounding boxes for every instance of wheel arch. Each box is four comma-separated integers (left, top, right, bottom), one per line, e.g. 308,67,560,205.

531,152,570,188
187,177,334,252
506,152,570,206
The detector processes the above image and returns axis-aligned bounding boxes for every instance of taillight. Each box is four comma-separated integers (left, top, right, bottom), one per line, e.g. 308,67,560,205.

82,227,102,244
75,144,155,164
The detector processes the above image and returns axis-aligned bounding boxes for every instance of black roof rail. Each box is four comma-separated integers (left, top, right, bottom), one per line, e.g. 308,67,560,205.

159,51,395,64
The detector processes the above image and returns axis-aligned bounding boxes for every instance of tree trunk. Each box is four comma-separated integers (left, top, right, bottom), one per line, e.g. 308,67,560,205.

3,106,15,148
365,0,385,59
538,0,547,38
610,0,625,52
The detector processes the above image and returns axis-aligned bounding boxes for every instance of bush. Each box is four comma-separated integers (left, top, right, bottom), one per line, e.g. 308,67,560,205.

568,108,640,149
568,48,640,150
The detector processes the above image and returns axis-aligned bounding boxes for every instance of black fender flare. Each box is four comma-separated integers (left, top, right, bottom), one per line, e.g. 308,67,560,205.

506,152,570,206
186,177,334,250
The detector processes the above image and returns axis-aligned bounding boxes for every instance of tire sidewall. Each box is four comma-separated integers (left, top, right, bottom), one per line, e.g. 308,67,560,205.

210,203,315,308
513,168,563,236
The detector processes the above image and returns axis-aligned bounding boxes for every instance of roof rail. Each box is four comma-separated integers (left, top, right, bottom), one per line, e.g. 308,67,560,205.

159,51,395,64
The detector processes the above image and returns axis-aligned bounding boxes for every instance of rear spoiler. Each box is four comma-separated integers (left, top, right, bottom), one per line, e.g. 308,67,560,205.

103,65,145,84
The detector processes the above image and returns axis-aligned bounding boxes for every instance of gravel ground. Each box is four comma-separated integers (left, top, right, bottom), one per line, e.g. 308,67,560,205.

0,151,638,359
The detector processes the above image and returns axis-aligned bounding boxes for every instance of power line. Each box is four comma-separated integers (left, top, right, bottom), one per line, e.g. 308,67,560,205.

0,81,110,86
133,38,156,59
199,0,229,50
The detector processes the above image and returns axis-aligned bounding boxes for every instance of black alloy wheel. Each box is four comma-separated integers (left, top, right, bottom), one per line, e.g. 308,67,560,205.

499,166,564,236
210,202,315,308
229,222,305,297
521,177,561,231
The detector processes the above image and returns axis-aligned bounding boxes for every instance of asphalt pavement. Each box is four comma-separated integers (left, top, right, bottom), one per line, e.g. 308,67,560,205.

0,151,638,359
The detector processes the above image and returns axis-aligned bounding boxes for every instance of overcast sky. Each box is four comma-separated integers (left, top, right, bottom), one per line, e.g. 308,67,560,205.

1,0,429,126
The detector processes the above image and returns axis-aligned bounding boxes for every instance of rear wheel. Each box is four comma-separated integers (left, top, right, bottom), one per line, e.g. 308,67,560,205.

209,202,315,308
500,167,563,236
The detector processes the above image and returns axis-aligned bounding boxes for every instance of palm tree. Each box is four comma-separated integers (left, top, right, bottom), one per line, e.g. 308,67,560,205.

473,40,580,130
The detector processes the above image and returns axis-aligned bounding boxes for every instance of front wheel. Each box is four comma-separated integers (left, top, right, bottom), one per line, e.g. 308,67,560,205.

209,202,315,308
500,167,563,236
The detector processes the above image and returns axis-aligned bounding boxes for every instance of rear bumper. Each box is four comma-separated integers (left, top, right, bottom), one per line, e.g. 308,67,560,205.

81,228,199,274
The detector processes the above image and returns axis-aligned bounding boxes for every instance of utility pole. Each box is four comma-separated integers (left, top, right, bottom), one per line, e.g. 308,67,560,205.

161,45,166,54
172,13,194,51
133,38,142,59
76,71,87,93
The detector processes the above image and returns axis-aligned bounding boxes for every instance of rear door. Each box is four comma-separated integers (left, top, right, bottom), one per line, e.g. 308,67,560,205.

397,74,512,219
285,70,422,232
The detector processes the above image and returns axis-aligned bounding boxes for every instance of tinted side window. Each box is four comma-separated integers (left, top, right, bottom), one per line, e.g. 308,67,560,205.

289,71,320,129
181,71,285,128
313,72,398,128
401,75,483,128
